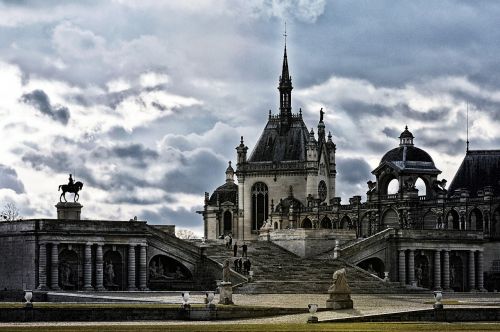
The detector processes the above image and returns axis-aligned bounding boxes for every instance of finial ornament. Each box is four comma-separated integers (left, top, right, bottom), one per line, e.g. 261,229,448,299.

283,21,287,46
320,108,324,122
240,136,244,144
405,125,408,130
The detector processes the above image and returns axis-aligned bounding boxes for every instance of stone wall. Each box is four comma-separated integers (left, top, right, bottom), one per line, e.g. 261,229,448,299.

263,229,356,257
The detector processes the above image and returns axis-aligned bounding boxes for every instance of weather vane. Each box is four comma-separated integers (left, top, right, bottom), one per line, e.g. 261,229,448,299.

283,21,287,46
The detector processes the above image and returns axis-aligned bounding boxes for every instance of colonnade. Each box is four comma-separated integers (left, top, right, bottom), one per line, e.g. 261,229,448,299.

37,242,148,291
398,248,484,291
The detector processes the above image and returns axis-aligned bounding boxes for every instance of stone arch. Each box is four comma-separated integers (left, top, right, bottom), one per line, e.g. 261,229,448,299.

59,249,80,290
251,182,269,231
423,210,437,230
274,221,279,230
415,177,427,197
447,209,460,230
148,254,192,291
339,215,351,229
223,210,232,234
469,208,483,231
320,216,332,229
381,208,399,228
301,218,312,229
491,207,500,238
357,257,385,278
103,250,124,291
386,178,399,195
378,172,398,196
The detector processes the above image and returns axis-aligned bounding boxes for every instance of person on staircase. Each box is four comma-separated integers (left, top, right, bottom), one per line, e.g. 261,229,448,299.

233,242,238,257
242,242,248,257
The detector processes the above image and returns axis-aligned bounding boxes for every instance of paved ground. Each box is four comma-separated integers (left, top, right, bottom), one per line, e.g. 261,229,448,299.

2,292,499,327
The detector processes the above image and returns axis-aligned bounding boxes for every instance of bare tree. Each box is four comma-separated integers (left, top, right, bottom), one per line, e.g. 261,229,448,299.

175,228,198,240
1,202,20,221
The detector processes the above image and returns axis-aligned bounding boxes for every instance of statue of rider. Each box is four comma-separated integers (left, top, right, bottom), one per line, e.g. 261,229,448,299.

68,174,74,187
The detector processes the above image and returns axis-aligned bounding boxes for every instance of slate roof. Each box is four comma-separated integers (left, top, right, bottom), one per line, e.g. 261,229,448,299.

248,117,310,162
209,182,238,205
448,150,500,196
381,146,434,164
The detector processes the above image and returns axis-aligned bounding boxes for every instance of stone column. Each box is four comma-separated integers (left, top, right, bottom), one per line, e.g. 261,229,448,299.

83,242,93,290
408,249,415,286
139,244,148,290
37,243,48,290
443,250,450,290
477,250,485,291
51,243,60,290
398,249,406,285
434,250,441,290
95,244,105,291
468,250,476,291
128,244,137,291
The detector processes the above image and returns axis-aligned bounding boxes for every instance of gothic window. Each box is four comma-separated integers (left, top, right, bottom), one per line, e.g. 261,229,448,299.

223,211,232,234
251,182,268,230
318,180,327,202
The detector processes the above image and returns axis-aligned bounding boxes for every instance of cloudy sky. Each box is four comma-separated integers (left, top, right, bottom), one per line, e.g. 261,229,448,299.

1,0,500,235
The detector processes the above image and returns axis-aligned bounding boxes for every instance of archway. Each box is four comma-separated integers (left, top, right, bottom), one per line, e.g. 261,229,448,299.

103,250,124,291
360,214,370,237
450,254,464,291
59,249,80,290
302,218,312,229
414,253,430,288
251,182,268,230
357,257,385,278
415,177,427,197
469,208,483,231
382,209,399,228
387,178,399,195
148,254,192,290
223,210,232,234
447,210,460,230
320,217,332,229
340,216,351,229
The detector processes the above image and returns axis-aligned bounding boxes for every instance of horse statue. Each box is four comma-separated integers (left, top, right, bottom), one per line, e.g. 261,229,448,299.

58,181,84,202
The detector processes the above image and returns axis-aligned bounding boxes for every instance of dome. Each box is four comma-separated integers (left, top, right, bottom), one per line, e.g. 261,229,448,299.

208,182,238,205
380,146,435,165
399,125,414,139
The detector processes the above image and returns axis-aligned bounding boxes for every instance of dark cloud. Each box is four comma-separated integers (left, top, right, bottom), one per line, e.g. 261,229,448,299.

0,165,25,194
337,157,372,185
140,205,202,227
91,143,159,168
20,90,70,125
161,149,226,194
382,127,400,139
340,101,448,122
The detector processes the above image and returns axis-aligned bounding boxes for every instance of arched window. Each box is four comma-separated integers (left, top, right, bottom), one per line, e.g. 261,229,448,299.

469,208,483,231
387,179,399,195
251,182,268,230
415,178,426,197
320,217,332,229
223,211,232,234
302,218,312,229
447,210,460,230
340,216,351,229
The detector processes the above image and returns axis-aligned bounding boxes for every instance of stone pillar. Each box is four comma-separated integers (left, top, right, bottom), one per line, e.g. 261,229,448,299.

408,249,415,286
477,251,485,291
468,250,476,291
434,250,441,290
443,250,450,290
139,244,148,290
95,244,105,291
51,243,60,290
83,242,93,290
398,250,406,285
128,244,137,291
37,243,48,290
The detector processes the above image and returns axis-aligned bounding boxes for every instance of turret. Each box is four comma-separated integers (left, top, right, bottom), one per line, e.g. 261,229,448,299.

225,161,234,183
306,129,318,161
236,136,248,165
399,126,414,146
327,131,336,170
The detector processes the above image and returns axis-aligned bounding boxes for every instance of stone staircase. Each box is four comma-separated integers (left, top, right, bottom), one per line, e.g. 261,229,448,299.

203,240,410,294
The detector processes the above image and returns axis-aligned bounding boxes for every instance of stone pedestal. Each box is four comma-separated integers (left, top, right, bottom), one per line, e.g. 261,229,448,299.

219,282,234,305
326,293,353,310
56,202,83,220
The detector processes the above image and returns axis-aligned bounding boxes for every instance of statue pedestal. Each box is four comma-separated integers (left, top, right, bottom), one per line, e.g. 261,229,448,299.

56,202,83,220
326,292,353,310
219,282,233,305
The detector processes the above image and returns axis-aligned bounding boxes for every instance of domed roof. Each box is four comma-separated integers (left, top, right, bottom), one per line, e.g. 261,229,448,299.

380,146,435,164
208,182,238,205
399,125,414,139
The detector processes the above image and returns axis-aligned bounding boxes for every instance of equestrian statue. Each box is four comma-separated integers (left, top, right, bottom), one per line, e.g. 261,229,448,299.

58,174,84,202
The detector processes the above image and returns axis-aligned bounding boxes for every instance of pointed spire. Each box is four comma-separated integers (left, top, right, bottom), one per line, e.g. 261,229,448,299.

278,24,293,123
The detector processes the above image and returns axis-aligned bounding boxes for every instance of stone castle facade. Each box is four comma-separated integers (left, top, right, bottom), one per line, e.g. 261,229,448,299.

202,45,500,292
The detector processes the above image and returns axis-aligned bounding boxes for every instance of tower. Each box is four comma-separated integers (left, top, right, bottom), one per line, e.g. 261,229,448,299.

278,45,293,133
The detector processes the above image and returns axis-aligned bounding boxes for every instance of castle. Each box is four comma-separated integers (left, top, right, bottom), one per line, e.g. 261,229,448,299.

202,44,500,292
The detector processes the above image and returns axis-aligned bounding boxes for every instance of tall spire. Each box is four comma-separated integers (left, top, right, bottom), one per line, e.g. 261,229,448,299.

278,22,293,123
